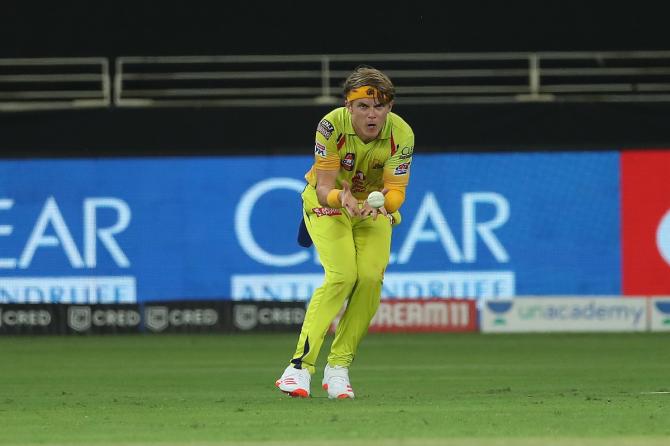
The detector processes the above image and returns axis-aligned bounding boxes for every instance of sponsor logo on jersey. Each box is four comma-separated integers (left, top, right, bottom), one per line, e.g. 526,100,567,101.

399,146,414,159
317,119,335,140
342,152,355,171
312,207,343,217
394,162,410,175
314,142,327,158
371,159,384,169
351,171,366,193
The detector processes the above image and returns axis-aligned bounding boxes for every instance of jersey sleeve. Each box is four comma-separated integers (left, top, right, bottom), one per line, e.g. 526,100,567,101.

383,131,414,197
313,116,340,171
381,129,414,212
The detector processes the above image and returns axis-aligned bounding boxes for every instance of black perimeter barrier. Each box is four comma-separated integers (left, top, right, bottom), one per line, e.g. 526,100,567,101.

3,102,670,158
0,302,306,335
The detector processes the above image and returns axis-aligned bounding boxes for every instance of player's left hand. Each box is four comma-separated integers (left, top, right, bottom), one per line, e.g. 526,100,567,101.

361,188,389,221
361,202,388,220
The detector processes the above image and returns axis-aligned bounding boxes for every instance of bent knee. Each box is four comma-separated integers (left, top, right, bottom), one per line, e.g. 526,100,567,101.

323,270,357,292
355,271,384,288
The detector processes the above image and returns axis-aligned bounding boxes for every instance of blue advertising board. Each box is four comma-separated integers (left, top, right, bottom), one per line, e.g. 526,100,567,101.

0,152,620,303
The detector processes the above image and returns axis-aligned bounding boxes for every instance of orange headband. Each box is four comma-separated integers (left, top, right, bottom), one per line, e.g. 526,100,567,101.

346,85,386,102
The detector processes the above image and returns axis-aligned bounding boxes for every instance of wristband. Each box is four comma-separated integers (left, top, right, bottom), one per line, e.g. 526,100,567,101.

326,188,343,208
383,189,405,213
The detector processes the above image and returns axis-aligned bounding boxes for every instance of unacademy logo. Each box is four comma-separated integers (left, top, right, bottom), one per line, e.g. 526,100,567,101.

487,300,513,325
655,301,670,325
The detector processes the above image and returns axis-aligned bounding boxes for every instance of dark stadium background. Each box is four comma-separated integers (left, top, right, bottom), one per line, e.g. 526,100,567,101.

1,2,669,157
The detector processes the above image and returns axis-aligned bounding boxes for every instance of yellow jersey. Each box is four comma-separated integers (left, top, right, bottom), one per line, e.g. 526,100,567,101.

305,107,414,202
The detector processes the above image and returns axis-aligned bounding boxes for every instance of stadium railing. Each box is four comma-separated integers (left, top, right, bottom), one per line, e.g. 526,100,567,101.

114,51,670,107
2,52,670,111
0,57,110,112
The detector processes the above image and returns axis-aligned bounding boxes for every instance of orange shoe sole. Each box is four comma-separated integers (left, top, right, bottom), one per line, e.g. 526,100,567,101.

323,383,353,399
276,381,309,398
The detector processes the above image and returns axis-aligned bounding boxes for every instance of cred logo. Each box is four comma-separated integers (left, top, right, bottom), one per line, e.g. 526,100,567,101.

657,210,670,266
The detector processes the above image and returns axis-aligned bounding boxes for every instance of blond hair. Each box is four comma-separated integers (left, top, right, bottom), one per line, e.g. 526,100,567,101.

343,65,395,105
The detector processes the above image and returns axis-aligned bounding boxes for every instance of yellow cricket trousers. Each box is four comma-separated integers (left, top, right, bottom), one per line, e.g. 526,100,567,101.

290,185,391,374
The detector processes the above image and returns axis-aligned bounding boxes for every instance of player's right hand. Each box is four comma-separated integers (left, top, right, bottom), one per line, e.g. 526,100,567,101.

340,181,361,217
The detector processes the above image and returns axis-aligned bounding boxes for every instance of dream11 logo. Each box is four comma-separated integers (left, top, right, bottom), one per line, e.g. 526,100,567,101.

0,197,135,304
621,150,670,294
231,178,513,301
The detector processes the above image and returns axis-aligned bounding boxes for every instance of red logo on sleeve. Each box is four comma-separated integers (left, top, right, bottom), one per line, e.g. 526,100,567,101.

621,150,670,294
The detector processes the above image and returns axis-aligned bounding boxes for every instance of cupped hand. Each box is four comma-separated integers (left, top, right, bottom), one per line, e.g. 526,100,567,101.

340,181,361,217
361,188,389,220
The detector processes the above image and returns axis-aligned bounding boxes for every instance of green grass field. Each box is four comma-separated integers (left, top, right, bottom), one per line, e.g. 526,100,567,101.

1,332,668,446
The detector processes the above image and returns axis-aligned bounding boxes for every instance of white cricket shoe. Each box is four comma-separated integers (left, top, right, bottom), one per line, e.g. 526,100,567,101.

322,364,355,399
275,365,311,398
